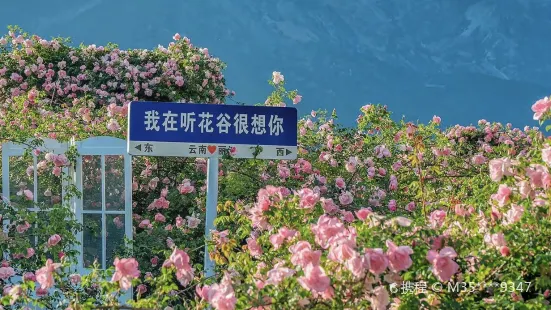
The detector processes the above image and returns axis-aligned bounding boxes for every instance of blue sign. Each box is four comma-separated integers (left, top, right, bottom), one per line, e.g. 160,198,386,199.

127,101,298,159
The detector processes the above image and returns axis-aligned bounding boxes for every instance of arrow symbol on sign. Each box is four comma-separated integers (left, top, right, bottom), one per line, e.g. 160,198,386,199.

286,149,292,155
135,144,142,151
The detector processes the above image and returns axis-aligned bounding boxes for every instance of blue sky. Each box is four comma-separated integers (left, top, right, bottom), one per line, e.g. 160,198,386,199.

2,0,549,128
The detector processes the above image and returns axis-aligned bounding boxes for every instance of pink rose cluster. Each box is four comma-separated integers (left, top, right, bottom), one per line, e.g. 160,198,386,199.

35,259,61,290
111,257,140,290
196,272,237,310
247,200,421,300
238,183,469,305
162,248,194,286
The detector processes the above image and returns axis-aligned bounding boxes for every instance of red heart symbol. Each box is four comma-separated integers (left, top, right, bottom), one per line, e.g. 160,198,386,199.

207,145,217,154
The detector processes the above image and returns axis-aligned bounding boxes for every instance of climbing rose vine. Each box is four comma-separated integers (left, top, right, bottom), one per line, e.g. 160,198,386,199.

1,26,551,309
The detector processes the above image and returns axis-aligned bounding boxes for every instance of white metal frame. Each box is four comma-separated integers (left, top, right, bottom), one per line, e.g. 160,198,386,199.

74,137,133,274
2,138,69,202
1,137,132,293
2,138,69,234
2,139,69,309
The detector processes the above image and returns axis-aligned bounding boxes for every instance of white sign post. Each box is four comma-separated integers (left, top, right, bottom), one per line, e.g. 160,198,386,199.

204,157,219,278
127,101,298,279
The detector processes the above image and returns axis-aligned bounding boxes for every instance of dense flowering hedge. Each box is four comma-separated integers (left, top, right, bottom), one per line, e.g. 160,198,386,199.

1,26,551,309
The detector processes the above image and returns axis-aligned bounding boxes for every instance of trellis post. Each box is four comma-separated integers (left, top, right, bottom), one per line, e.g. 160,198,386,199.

204,157,219,278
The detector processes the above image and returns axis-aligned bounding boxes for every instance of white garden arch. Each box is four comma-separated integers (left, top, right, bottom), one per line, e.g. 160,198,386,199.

1,137,133,276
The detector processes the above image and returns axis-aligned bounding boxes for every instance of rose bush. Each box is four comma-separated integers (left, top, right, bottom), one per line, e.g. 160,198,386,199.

1,26,551,309
0,25,231,308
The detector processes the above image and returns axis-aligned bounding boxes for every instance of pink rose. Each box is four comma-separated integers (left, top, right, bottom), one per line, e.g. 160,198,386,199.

338,191,353,206
297,188,320,209
16,222,31,233
485,232,506,248
289,241,321,268
405,202,416,212
178,180,195,194
265,262,296,286
388,200,397,212
320,198,338,213
297,263,331,293
543,146,551,166
35,287,48,297
113,216,124,229
269,233,285,250
107,119,120,131
0,266,15,280
52,166,62,176
365,248,388,275
186,216,201,229
491,184,511,207
374,145,391,158
311,215,346,249
389,175,398,191
26,166,34,176
355,208,372,221
526,164,551,189
23,189,33,201
392,161,402,171
432,115,441,125
328,239,357,263
386,240,413,272
246,237,263,257
517,180,532,199
26,247,35,258
198,273,236,309
36,259,61,290
139,219,152,229
175,216,185,228
69,273,81,285
371,286,390,310
279,227,297,239
500,246,511,257
426,247,459,282
471,154,487,165
488,158,515,182
269,227,297,250
23,272,36,281
52,154,69,167
342,210,354,222
47,234,61,247
164,248,194,286
346,254,368,278
137,284,147,295
531,97,551,120
111,257,140,290
154,213,166,223
503,204,523,226
335,177,346,189
345,157,358,173
429,210,446,228
272,71,284,84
